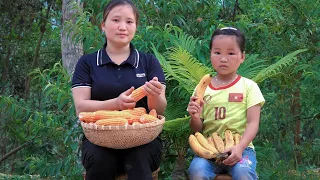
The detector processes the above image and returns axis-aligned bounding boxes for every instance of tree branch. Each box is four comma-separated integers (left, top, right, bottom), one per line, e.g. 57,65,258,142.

0,141,33,164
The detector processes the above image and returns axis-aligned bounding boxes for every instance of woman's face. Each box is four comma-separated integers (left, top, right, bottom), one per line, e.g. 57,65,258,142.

101,5,137,47
210,35,245,75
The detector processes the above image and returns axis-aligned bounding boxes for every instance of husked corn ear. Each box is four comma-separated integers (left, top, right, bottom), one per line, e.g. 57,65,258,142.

224,130,235,149
123,107,147,116
95,110,132,120
234,133,241,145
149,109,157,118
127,115,140,125
132,122,141,125
79,112,95,122
95,118,128,126
212,132,225,153
139,114,159,124
130,86,146,102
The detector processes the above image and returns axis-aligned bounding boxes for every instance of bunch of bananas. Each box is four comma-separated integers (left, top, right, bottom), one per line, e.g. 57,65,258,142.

188,130,241,163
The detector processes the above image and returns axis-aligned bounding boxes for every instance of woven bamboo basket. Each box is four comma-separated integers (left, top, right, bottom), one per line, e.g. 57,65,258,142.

81,115,165,149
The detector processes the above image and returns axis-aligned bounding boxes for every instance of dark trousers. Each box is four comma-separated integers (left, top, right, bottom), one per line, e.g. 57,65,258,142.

81,136,163,180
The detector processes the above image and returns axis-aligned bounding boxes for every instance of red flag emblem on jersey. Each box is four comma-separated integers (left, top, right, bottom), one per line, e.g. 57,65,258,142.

228,93,243,102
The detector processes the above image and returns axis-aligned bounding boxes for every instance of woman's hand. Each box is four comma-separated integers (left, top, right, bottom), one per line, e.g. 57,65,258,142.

187,96,204,120
144,77,163,97
116,87,136,110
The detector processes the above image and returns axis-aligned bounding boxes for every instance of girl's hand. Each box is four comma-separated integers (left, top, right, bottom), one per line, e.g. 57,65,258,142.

187,96,204,120
222,144,243,166
144,77,163,97
116,87,136,110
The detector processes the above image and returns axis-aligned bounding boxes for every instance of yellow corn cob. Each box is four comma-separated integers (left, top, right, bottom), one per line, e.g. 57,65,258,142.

127,115,140,125
139,114,159,124
95,117,128,126
79,112,95,123
224,130,235,149
94,110,132,120
123,107,147,116
212,132,225,153
149,109,157,118
234,133,241,145
132,121,141,125
130,86,147,102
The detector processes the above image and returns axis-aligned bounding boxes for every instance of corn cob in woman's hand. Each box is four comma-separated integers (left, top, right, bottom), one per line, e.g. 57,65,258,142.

130,86,147,102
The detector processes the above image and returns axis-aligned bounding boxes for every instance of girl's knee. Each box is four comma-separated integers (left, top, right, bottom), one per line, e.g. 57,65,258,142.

188,157,214,179
232,166,258,180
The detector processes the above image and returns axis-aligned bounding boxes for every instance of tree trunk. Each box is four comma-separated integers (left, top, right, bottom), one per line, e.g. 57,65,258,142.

291,72,302,166
24,2,52,98
61,0,83,75
1,47,10,93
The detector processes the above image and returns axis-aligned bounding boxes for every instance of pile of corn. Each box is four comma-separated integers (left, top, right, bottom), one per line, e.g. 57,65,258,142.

79,86,160,126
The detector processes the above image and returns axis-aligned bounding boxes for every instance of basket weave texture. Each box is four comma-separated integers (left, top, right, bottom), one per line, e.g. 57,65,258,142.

81,115,165,149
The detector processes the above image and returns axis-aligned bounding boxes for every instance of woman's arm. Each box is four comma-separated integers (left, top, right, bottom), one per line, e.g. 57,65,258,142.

147,86,167,115
72,87,136,116
144,76,167,115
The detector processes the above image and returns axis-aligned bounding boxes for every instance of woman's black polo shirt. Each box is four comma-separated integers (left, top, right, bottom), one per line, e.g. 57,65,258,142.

71,43,166,111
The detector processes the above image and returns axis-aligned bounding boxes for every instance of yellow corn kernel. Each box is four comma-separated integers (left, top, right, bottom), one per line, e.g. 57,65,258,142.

79,112,96,123
94,110,132,120
123,107,147,116
132,121,141,125
95,118,128,126
130,86,146,102
139,114,159,124
149,109,157,118
127,115,140,125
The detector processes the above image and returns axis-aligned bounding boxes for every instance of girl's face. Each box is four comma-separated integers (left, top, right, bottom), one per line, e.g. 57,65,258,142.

101,5,137,47
210,35,245,76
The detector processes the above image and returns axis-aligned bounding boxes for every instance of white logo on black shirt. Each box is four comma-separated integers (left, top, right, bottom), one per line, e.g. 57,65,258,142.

136,73,146,77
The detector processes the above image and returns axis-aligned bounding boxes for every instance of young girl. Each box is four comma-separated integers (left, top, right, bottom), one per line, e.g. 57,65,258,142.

71,0,166,179
187,27,265,180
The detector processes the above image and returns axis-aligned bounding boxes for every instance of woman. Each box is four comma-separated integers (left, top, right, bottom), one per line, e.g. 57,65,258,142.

71,0,167,179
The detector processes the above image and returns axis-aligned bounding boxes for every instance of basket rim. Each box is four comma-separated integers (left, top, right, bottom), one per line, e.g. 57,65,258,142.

81,115,165,131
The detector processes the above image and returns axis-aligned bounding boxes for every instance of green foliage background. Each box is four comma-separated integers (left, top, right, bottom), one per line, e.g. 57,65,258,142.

0,0,319,179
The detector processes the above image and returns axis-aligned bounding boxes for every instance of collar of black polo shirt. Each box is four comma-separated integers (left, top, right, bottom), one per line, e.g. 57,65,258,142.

97,42,139,68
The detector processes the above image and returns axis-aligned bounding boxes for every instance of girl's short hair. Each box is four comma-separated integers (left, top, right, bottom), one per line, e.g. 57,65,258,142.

209,27,245,52
102,0,139,25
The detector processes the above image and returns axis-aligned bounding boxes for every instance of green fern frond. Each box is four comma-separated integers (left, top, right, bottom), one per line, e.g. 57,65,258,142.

164,116,190,131
154,46,214,94
253,49,308,83
169,31,199,53
238,54,268,79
